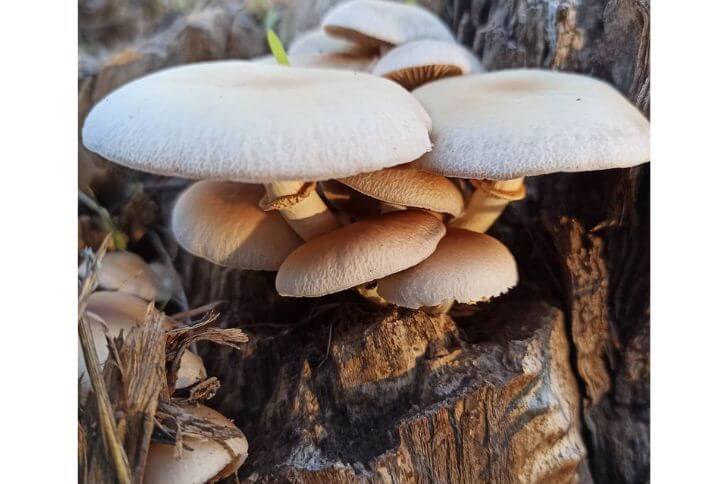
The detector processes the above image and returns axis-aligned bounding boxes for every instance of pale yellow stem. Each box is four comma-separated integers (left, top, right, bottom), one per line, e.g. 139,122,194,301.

355,283,389,306
449,178,526,233
423,300,454,315
264,181,340,241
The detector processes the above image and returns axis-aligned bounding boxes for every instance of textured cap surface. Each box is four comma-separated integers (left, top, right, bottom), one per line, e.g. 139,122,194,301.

322,0,454,47
79,291,206,394
378,229,518,308
289,29,377,57
372,40,481,90
339,164,464,216
413,69,650,180
172,181,302,271
83,61,432,182
276,210,446,297
145,404,248,484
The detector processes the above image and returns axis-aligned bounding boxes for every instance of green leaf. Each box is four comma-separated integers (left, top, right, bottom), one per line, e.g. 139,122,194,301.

267,29,290,66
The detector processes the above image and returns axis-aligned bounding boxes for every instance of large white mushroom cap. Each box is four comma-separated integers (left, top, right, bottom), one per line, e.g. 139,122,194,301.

82,61,432,182
413,69,650,180
323,0,455,47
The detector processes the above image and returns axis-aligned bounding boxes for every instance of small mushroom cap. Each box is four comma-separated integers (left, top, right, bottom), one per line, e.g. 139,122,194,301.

172,181,302,271
79,250,169,302
338,164,464,216
323,0,455,47
144,404,248,484
413,69,651,180
79,291,206,395
276,210,446,297
378,229,518,308
82,61,432,182
289,29,377,57
372,40,482,90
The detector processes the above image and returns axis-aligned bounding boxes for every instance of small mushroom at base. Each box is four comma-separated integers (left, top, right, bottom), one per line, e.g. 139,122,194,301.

144,404,248,484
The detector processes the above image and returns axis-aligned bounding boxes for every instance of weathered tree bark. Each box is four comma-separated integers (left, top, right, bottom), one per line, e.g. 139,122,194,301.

79,1,649,482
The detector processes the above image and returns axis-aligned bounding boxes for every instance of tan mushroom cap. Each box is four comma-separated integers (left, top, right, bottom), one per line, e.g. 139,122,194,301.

80,250,169,302
79,291,206,395
323,0,455,48
276,210,446,297
338,164,464,216
144,404,248,484
289,29,377,58
372,40,482,90
413,69,651,180
172,181,302,271
82,61,432,182
378,229,518,308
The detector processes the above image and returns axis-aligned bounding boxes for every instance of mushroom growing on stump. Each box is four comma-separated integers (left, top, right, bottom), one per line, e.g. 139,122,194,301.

79,250,170,302
378,229,518,314
144,404,248,484
372,40,482,90
289,28,378,58
413,69,651,232
322,0,454,49
171,181,302,271
287,28,380,71
275,210,446,301
338,163,464,218
78,291,206,396
82,61,433,241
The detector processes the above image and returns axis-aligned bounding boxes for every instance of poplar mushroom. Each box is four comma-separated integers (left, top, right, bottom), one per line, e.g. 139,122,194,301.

82,61,432,241
378,229,518,313
413,69,651,232
276,210,446,298
338,163,464,217
144,404,248,484
372,39,482,90
171,180,302,271
79,291,206,396
79,250,170,302
290,28,376,57
322,0,455,48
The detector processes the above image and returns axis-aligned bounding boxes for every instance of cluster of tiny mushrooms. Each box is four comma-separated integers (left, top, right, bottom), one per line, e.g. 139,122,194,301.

80,0,650,480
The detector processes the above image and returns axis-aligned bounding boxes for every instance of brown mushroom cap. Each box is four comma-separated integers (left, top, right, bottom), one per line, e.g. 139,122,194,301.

338,164,464,216
79,291,206,394
378,229,518,308
144,404,248,484
172,181,303,271
276,210,446,297
372,40,482,90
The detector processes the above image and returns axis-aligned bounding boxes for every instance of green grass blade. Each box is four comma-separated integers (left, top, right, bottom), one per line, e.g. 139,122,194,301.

267,29,290,66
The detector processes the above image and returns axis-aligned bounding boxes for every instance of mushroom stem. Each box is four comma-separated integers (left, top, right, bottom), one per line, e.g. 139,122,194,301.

263,181,340,241
423,300,454,315
355,283,389,306
448,178,526,233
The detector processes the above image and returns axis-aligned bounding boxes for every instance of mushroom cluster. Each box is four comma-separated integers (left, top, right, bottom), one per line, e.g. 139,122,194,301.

82,0,650,316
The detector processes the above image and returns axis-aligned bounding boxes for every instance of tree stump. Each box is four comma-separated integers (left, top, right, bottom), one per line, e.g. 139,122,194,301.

79,1,650,482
